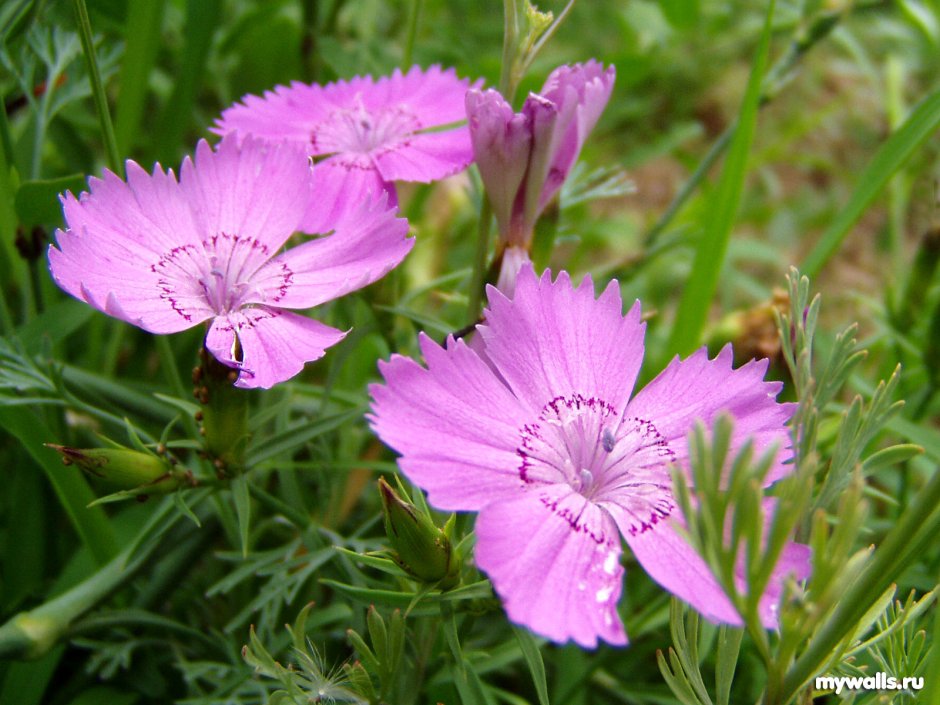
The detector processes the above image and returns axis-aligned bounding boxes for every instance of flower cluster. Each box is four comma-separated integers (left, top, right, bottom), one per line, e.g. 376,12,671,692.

48,58,811,649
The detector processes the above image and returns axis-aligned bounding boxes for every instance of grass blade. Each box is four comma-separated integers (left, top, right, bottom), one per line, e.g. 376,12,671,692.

664,0,776,358
114,0,167,155
801,84,940,277
0,407,117,565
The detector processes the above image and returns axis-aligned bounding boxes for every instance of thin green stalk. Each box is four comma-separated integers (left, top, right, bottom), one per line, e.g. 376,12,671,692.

644,5,848,247
0,492,204,659
665,0,775,357
499,0,518,99
300,0,319,82
155,334,200,441
466,199,492,326
114,0,167,155
774,466,940,703
72,0,121,173
402,0,422,69
644,126,733,246
0,407,118,566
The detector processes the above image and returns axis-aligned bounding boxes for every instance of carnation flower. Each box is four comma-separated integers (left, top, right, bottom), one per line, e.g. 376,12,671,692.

214,65,479,206
369,267,810,647
465,61,615,251
49,135,412,389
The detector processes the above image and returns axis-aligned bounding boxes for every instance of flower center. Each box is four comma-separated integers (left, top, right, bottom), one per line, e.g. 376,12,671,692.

152,233,292,319
517,394,677,535
315,96,421,155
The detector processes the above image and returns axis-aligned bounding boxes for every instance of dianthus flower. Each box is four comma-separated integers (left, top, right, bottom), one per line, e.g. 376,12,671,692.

49,135,412,389
466,61,615,251
214,65,479,206
370,267,810,647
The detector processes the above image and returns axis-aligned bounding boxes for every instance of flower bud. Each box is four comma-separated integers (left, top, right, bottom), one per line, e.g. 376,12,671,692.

378,478,459,587
47,445,189,495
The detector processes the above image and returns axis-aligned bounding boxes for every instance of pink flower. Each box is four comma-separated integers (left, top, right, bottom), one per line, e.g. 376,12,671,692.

466,61,615,249
369,267,810,647
214,65,479,206
49,135,413,389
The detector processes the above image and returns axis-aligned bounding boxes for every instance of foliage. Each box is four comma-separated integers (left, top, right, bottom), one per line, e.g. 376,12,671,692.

1,0,938,704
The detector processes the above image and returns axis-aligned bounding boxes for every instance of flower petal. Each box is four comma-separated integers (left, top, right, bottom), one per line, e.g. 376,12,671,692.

620,500,811,629
621,514,744,626
369,333,530,511
536,61,615,211
180,136,313,258
206,307,346,389
48,164,211,333
466,89,533,239
475,485,627,647
253,190,412,310
626,345,795,484
480,266,645,415
302,158,389,234
372,128,474,183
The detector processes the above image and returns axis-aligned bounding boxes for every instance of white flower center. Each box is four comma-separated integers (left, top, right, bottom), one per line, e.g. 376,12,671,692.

315,95,421,155
517,394,677,535
152,233,292,319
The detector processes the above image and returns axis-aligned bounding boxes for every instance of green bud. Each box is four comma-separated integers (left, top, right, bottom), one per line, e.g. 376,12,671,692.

47,444,190,495
378,478,459,588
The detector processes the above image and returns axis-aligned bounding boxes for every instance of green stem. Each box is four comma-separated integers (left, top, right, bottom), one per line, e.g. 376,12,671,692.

644,125,734,246
774,466,940,703
0,492,203,659
72,0,121,174
499,0,518,100
73,0,121,175
300,0,319,82
402,0,422,69
155,334,200,440
643,6,847,247
466,199,492,326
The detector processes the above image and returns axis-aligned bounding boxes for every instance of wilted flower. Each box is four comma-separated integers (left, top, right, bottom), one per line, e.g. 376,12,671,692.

49,135,412,389
214,65,479,206
369,266,810,647
466,61,615,250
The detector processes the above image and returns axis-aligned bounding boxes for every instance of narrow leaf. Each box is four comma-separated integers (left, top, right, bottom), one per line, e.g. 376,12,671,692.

665,0,777,356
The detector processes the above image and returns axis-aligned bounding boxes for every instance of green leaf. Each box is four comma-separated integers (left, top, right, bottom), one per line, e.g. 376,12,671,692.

513,627,550,705
665,0,776,357
246,407,364,466
14,174,85,226
114,0,167,154
715,627,743,705
231,474,251,558
801,85,940,277
0,407,117,565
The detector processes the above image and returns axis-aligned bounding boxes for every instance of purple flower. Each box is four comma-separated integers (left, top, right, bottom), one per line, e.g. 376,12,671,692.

49,135,413,389
369,267,810,647
466,61,615,248
214,65,479,206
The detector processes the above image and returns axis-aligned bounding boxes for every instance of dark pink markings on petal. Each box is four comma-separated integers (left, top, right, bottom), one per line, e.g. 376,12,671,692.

537,490,609,545
516,392,678,539
151,232,294,318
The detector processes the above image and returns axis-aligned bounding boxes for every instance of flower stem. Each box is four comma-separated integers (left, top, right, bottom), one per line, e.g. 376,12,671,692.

772,466,940,703
402,0,422,69
300,0,320,82
0,492,203,659
466,199,492,326
72,0,122,174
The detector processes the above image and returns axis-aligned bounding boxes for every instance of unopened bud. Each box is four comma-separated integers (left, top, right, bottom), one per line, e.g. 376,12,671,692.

378,478,459,587
46,445,188,495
